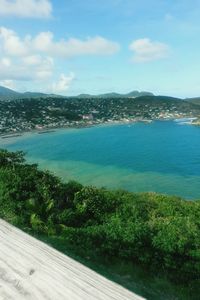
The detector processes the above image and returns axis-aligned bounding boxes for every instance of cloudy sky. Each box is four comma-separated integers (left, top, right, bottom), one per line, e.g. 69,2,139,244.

0,0,200,97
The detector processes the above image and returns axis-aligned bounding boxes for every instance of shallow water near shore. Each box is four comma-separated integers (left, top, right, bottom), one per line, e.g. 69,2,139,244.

1,121,200,199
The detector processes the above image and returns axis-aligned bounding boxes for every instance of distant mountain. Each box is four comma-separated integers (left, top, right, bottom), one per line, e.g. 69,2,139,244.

0,86,20,97
0,87,154,101
125,91,154,97
77,90,154,98
23,92,50,97
186,97,200,105
139,95,182,101
77,93,94,98
0,86,61,101
2,86,198,103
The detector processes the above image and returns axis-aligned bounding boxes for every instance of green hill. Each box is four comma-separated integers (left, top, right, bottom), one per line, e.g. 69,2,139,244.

0,86,20,97
0,86,60,101
0,149,199,284
0,86,154,101
78,90,154,98
186,97,200,105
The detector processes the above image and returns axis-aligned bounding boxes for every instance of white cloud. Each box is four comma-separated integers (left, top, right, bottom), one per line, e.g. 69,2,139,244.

22,55,54,70
0,27,55,81
33,33,120,57
1,57,11,67
22,55,42,66
129,38,169,63
0,79,15,89
52,73,75,94
0,27,119,58
0,0,52,18
0,26,119,91
34,56,54,79
0,27,28,56
0,53,54,82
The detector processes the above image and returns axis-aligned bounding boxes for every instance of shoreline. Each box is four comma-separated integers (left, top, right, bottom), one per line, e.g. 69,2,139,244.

0,116,198,140
0,119,199,200
0,119,150,139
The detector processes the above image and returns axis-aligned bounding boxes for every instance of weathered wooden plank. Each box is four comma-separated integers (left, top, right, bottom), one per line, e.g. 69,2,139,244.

0,219,145,300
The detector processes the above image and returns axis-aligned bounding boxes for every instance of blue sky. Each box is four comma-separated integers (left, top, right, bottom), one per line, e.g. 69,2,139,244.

0,0,200,97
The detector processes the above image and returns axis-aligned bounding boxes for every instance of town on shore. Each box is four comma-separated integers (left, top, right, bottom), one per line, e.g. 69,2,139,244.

0,95,200,136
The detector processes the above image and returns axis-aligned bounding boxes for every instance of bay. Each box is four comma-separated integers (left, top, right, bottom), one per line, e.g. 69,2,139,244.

1,120,200,199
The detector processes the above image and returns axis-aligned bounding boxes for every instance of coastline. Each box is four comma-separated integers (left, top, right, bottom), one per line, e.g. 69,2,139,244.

0,116,198,141
0,119,151,139
1,119,200,200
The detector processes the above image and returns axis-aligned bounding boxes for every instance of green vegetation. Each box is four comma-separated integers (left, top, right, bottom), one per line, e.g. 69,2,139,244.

0,149,200,285
187,97,200,105
1,95,200,134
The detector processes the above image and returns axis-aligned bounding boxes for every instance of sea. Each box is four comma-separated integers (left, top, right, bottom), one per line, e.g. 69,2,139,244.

0,120,200,200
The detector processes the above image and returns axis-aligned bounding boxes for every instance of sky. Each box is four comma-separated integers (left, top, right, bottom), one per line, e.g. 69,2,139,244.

0,0,200,97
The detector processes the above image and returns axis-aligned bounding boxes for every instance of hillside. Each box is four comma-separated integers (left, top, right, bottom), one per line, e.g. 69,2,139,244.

0,95,199,134
0,149,199,282
0,149,199,300
0,86,20,97
186,97,200,105
0,86,153,100
1,85,200,104
0,86,60,101
0,86,154,101
78,91,154,98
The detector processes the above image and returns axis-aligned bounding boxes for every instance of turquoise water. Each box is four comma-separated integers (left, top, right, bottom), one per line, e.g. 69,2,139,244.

1,121,200,199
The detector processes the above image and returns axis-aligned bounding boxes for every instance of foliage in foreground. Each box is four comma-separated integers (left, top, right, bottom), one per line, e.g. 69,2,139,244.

0,149,199,280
